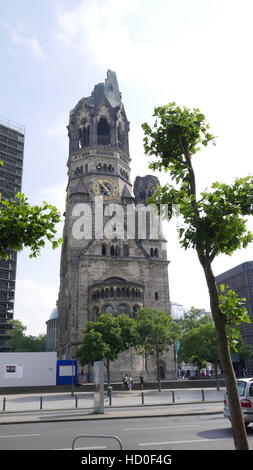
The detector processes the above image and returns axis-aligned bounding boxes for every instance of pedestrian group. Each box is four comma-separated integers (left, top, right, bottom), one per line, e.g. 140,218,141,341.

122,373,133,391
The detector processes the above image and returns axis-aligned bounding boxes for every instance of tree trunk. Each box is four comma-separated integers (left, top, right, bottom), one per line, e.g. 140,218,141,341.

144,348,148,376
199,255,249,450
156,351,161,392
214,360,220,391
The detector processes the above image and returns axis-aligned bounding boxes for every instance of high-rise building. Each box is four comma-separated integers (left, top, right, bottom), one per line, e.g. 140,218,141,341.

0,117,25,351
56,71,174,380
216,262,253,375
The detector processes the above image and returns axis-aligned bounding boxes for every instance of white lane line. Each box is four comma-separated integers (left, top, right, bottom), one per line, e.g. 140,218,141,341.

139,438,230,447
55,446,107,450
0,434,41,439
124,424,198,431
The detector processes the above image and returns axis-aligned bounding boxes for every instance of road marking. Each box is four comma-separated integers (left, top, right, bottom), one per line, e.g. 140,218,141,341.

55,446,107,450
139,438,230,446
0,434,41,439
124,424,198,431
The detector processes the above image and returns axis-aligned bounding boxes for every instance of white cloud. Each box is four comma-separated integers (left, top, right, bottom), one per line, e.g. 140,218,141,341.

40,181,67,221
7,23,45,61
53,0,147,79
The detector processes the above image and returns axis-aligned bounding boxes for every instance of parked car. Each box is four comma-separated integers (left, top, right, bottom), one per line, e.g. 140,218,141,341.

224,378,253,427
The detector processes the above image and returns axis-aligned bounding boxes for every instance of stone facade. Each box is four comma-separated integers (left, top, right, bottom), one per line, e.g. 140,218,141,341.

46,308,58,352
57,70,175,381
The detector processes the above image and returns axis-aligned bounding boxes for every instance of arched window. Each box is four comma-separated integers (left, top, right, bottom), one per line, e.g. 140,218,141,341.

110,287,114,297
110,245,115,256
119,304,127,314
105,305,114,314
102,244,107,256
154,248,158,257
121,287,125,297
79,126,89,148
150,248,154,257
155,292,159,300
74,165,83,175
97,118,110,145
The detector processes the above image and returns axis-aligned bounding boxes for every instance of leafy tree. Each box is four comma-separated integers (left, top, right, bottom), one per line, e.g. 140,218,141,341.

177,307,211,334
8,319,47,352
135,308,179,391
28,334,47,352
0,192,62,259
178,297,252,388
0,192,62,345
142,102,253,449
218,284,251,351
76,314,137,385
115,313,139,350
178,322,220,388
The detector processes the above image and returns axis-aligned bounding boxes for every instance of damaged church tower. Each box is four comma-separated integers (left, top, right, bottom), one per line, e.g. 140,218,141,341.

57,70,175,380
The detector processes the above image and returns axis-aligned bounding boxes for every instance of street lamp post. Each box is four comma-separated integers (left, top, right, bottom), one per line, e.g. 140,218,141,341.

71,358,75,396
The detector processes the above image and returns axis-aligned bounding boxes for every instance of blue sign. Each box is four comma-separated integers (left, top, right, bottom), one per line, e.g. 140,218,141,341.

56,359,78,385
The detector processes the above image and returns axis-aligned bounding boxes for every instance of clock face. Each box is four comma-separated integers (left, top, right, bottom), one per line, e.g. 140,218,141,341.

94,179,118,199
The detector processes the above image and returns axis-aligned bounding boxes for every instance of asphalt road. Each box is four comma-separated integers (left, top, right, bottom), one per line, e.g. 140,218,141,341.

0,413,252,450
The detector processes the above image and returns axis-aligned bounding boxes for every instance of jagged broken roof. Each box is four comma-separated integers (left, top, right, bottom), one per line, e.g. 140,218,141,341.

71,70,122,115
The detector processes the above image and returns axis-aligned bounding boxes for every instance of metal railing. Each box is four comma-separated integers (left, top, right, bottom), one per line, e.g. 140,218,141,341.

1,387,224,413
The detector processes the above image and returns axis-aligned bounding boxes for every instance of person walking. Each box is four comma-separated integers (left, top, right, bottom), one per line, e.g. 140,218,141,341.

140,374,144,390
123,374,128,391
128,375,133,391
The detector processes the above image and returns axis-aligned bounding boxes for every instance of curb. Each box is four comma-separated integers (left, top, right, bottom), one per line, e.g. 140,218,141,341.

0,405,223,425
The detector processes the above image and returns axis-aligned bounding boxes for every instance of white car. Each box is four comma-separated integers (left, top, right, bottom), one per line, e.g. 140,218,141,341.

224,378,253,427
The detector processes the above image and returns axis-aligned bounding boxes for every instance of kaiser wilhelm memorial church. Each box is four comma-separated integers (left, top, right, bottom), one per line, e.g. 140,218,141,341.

56,71,175,381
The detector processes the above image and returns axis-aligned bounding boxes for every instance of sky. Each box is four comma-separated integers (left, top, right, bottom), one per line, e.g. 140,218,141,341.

1,0,253,335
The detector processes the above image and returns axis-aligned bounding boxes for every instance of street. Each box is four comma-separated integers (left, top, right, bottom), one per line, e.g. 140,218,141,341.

0,413,252,450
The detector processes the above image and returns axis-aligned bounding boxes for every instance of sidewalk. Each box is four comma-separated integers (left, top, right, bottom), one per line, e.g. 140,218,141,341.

0,389,224,425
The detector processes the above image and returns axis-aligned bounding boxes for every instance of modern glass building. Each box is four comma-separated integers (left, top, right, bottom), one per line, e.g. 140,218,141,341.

0,117,25,351
216,262,253,376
